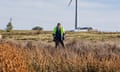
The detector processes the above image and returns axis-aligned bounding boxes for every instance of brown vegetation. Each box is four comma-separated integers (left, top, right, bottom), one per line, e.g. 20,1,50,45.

0,39,120,72
0,40,29,72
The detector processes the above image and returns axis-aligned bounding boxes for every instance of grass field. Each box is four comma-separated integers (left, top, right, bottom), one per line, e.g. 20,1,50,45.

0,30,120,72
1,30,120,41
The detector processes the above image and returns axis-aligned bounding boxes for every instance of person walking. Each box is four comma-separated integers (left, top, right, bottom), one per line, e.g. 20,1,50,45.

52,23,65,48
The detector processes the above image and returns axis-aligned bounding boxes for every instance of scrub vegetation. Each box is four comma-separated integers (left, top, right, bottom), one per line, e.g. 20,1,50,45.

0,31,120,72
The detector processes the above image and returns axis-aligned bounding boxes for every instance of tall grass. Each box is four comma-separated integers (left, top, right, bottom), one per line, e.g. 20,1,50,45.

0,39,120,72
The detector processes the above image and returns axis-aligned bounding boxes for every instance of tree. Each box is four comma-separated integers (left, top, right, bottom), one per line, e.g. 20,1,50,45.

32,26,43,31
6,22,13,32
6,18,13,32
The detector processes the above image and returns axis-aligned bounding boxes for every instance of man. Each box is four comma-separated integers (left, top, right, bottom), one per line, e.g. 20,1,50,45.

53,23,65,48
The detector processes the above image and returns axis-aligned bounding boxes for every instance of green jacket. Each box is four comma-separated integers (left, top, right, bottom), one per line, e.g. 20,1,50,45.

53,27,65,36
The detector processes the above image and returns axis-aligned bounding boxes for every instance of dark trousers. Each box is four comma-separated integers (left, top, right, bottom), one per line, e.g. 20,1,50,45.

55,40,65,48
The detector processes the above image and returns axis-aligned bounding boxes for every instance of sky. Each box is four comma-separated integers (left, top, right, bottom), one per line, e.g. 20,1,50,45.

0,0,120,32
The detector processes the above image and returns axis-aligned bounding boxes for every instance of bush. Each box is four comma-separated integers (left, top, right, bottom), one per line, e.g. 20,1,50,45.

32,26,43,31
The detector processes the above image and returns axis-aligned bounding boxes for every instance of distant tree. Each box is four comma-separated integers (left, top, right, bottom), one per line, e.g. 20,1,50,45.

6,22,13,32
6,18,13,32
32,26,43,31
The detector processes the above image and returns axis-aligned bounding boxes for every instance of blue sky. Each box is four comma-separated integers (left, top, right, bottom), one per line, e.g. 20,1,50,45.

0,0,120,31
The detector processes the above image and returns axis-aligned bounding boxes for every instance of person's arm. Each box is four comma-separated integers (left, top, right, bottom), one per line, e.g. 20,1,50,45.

52,27,56,41
62,28,65,40
52,27,56,36
63,28,65,35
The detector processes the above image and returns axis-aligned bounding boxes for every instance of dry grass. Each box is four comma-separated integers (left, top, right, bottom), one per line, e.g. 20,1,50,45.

1,31,120,42
0,40,29,72
0,39,120,72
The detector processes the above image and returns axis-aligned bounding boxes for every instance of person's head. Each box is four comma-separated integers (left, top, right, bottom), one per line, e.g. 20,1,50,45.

57,23,61,28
